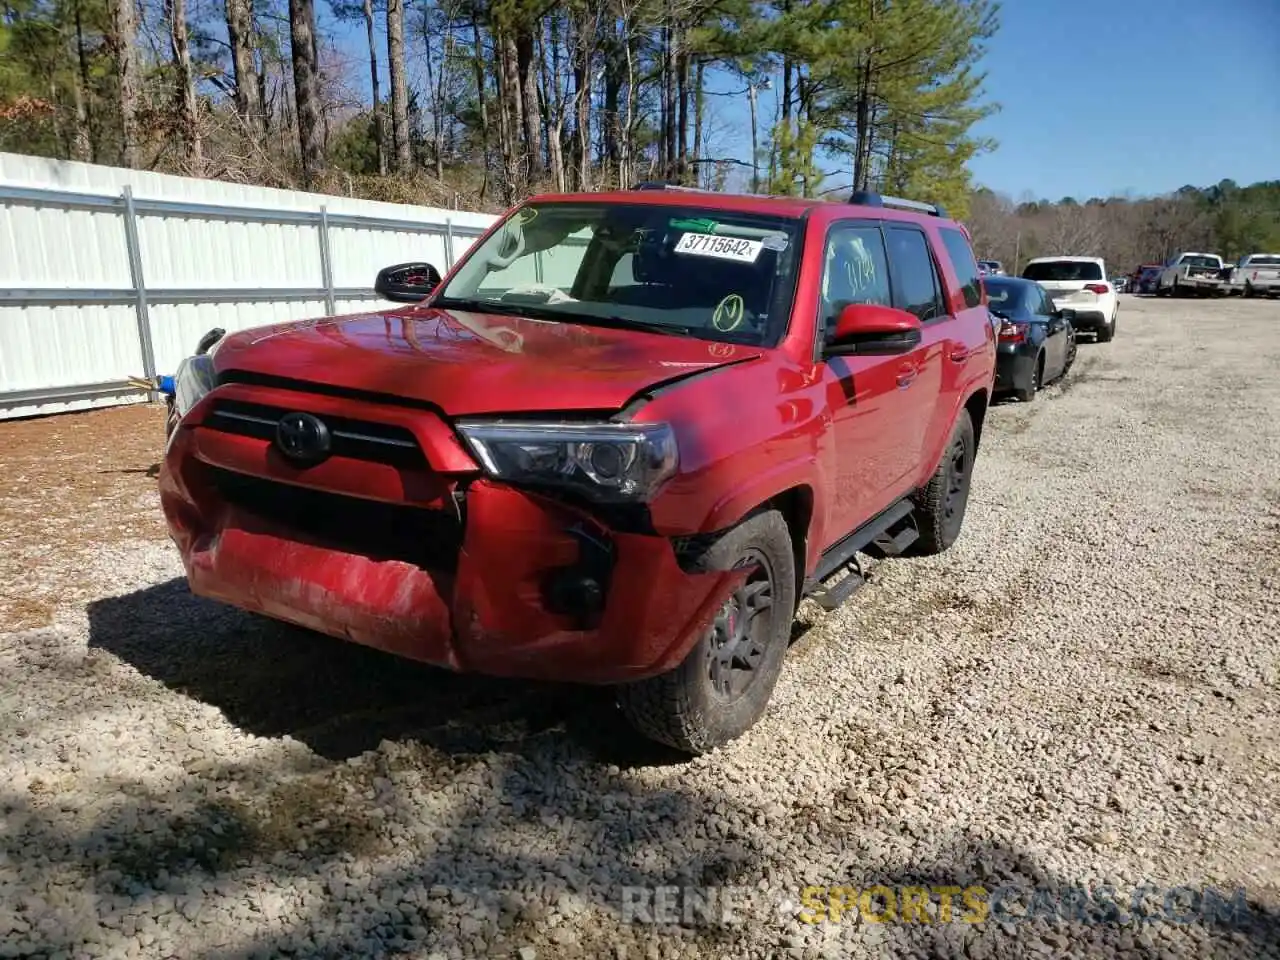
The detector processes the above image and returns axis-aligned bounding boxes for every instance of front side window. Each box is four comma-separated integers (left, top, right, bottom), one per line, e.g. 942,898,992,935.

435,201,804,346
885,227,946,321
818,222,892,342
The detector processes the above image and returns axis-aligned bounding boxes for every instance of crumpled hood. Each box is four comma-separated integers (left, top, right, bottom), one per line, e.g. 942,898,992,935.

211,306,760,416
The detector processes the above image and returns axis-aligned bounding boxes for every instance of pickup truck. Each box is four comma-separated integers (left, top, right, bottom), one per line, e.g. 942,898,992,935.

1154,252,1227,297
155,186,997,755
1227,253,1280,298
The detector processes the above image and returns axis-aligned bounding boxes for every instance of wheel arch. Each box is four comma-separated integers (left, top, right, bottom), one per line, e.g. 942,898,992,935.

963,387,989,452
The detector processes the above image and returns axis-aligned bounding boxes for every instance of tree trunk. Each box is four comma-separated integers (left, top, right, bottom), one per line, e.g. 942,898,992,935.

167,0,204,174
692,58,703,165
571,13,592,192
288,0,324,184
225,0,264,139
496,28,522,201
661,21,675,177
515,25,543,175
602,22,621,180
470,14,489,198
676,42,688,182
387,0,412,171
622,26,636,188
71,0,94,162
111,0,140,167
364,0,385,175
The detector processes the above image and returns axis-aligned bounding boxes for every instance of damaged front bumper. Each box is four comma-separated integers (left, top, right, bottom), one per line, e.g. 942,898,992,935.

159,426,745,684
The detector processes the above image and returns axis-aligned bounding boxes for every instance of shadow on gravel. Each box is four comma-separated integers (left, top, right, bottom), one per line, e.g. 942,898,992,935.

1,749,764,959
837,836,1280,959
86,578,688,769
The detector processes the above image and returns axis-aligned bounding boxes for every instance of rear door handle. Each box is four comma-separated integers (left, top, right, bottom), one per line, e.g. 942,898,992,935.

949,348,969,363
896,364,918,388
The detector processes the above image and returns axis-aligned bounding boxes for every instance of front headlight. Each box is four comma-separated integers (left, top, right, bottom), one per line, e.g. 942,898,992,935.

455,420,679,503
173,353,217,417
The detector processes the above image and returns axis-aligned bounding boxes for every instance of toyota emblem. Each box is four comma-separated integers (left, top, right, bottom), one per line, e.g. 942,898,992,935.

275,412,332,465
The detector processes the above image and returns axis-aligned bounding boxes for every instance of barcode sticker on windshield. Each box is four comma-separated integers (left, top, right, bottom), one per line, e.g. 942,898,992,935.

673,232,764,263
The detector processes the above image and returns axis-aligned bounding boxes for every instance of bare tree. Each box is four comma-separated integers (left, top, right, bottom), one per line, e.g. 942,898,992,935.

167,0,204,174
289,0,325,183
225,0,266,140
110,0,140,167
386,0,412,171
364,0,386,174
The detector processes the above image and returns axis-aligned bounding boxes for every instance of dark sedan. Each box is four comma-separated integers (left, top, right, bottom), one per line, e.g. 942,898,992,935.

984,276,1077,401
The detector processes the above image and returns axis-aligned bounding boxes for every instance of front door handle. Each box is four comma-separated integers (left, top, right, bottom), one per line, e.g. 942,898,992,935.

949,348,968,363
896,364,918,388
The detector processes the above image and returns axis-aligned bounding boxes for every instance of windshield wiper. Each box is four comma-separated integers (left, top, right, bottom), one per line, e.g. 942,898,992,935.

434,296,694,337
573,315,694,337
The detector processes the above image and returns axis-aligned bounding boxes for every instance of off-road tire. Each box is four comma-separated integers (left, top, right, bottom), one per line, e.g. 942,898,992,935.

1096,311,1116,343
616,509,796,755
164,397,180,439
1014,354,1041,402
911,409,976,556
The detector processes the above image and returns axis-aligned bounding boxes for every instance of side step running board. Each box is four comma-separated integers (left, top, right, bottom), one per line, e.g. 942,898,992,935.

803,498,919,612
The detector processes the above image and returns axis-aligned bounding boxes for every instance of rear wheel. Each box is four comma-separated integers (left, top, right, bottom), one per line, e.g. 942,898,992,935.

1096,310,1116,343
1014,354,1041,402
617,509,796,755
911,409,976,556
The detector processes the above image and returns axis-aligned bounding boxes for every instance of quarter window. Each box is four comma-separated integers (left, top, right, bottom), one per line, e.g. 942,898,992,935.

940,227,982,308
885,227,946,321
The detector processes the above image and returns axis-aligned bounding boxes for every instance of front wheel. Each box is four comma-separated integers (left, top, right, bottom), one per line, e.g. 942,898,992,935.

617,509,796,755
1243,282,1254,299
164,397,180,439
911,409,976,556
1063,332,1078,374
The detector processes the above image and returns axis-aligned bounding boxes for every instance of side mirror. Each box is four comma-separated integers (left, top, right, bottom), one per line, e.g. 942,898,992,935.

824,303,922,357
375,262,442,303
195,327,225,355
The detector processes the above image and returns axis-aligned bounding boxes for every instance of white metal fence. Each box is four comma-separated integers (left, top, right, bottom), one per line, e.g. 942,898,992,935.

0,153,499,420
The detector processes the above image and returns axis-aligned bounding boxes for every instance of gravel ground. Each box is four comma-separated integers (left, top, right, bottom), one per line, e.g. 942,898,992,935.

2,294,1279,960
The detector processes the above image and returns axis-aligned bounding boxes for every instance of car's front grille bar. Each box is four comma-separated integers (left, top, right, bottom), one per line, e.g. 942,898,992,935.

204,399,427,467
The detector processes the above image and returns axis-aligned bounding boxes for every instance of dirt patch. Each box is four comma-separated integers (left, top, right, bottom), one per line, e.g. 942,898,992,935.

0,402,169,631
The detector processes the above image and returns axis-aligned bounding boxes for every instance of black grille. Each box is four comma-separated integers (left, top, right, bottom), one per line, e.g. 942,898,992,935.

209,467,461,570
205,398,426,468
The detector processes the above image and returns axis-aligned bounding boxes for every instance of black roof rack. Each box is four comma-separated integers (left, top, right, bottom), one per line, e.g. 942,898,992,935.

848,190,947,219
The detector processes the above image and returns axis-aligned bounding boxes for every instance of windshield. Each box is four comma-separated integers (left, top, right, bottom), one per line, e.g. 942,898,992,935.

1022,260,1103,282
983,278,1029,312
434,201,803,346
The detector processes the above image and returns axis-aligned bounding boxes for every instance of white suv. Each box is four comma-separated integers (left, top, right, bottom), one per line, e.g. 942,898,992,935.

1021,256,1118,343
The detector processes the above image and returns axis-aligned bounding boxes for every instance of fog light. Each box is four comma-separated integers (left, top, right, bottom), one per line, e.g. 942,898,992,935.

545,570,604,615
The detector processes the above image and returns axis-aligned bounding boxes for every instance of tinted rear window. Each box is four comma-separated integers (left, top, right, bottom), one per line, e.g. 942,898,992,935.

1022,260,1104,282
983,278,1029,311
1247,256,1280,266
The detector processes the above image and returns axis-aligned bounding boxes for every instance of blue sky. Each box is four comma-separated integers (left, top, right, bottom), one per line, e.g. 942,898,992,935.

325,0,1280,202
964,0,1280,201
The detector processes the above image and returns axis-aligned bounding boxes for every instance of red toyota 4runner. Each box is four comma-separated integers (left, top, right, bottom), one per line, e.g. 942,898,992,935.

158,185,995,754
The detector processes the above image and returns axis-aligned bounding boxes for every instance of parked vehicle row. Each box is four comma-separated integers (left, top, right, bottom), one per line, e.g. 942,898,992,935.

1122,250,1280,299
151,184,1109,756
